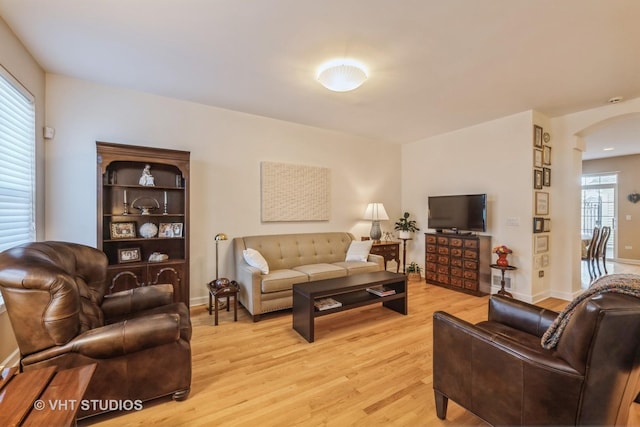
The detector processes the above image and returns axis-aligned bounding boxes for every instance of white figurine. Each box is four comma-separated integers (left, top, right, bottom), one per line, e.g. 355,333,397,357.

139,164,155,186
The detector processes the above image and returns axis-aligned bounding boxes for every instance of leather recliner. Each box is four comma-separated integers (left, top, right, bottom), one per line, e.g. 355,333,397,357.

0,241,192,418
433,290,640,426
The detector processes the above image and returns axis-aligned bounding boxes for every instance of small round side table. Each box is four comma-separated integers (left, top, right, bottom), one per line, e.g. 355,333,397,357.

207,280,239,325
489,264,517,297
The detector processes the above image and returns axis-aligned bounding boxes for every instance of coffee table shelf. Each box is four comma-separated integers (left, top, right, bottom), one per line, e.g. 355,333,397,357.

293,271,408,342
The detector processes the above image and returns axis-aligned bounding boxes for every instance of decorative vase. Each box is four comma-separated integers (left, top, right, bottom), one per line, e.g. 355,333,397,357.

496,253,509,267
398,230,411,239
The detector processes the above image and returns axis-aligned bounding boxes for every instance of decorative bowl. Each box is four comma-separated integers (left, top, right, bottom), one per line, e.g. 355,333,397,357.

139,222,158,239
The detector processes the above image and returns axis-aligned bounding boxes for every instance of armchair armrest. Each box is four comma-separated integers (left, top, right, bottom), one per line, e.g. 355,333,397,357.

23,313,182,364
488,295,559,337
101,284,174,320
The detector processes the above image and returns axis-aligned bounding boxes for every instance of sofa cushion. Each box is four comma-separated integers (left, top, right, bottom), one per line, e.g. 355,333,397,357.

345,240,373,262
332,260,381,275
293,263,347,281
243,248,269,274
261,269,309,293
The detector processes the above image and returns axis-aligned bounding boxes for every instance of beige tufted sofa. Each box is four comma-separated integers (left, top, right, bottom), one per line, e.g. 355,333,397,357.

233,232,384,321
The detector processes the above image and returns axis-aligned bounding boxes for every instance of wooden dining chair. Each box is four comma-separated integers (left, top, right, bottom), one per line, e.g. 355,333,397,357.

595,226,611,276
581,226,600,280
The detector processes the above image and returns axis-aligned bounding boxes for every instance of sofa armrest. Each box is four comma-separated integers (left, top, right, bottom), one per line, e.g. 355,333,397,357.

235,264,263,317
101,284,174,320
22,313,182,364
488,295,559,337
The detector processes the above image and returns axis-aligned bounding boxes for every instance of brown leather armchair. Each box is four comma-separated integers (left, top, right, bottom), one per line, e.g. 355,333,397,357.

0,241,191,418
433,292,640,426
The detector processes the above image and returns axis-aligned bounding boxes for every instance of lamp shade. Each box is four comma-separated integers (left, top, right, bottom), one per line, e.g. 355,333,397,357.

363,203,389,221
214,233,228,241
317,59,368,92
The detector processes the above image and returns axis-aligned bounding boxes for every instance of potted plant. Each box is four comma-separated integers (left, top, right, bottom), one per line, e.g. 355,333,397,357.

406,262,422,281
395,212,420,239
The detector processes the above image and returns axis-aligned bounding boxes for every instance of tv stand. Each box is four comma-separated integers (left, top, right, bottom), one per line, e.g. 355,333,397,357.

425,232,491,296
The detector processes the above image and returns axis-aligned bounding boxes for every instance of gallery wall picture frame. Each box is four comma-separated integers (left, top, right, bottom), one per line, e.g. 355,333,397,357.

543,167,551,186
535,235,549,254
543,145,552,165
535,191,549,215
534,149,543,168
118,247,141,263
110,222,136,239
534,169,543,189
543,218,551,232
533,217,544,233
533,125,543,148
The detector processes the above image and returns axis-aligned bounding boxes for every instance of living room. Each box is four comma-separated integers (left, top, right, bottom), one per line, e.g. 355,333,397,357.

1,2,640,425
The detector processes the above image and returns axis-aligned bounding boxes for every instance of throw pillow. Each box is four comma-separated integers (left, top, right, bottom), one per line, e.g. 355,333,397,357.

345,240,373,262
243,248,269,274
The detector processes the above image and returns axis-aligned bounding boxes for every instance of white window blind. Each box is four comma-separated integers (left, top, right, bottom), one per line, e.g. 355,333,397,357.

0,66,36,308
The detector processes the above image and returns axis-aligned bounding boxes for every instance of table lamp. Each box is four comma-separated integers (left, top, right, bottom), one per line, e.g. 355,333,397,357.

363,203,388,242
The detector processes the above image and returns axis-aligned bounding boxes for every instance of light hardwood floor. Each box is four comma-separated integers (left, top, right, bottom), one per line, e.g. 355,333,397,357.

85,264,640,427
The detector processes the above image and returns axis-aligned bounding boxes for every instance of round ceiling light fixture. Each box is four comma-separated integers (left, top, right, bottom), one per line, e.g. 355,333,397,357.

317,59,368,92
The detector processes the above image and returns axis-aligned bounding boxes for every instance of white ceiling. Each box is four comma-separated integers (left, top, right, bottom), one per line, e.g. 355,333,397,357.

1,0,639,158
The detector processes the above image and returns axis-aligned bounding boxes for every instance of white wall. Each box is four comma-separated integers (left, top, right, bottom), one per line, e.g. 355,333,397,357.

402,111,542,300
44,74,402,305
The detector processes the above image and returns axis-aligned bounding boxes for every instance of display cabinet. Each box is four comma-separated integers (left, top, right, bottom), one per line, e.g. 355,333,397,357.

97,142,190,305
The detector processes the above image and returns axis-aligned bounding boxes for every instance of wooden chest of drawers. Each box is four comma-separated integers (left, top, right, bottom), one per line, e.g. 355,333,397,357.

425,232,491,295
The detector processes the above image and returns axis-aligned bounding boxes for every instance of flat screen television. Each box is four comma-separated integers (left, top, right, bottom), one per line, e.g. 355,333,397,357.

427,194,487,233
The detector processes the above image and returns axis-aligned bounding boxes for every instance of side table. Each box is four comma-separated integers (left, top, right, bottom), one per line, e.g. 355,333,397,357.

370,241,400,273
207,280,239,325
490,264,517,297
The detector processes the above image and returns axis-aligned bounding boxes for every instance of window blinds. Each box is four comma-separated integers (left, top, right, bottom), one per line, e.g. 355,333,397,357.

0,67,35,257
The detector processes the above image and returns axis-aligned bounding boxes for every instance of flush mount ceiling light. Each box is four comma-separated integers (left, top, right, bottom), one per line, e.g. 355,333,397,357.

317,59,368,92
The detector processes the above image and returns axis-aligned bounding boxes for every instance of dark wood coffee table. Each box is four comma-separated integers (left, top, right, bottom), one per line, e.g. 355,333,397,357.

292,271,408,342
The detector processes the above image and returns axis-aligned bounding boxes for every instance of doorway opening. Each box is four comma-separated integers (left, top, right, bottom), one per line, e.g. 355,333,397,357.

581,173,616,258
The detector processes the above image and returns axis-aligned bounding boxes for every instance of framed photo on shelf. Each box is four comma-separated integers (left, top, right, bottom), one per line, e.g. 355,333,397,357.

533,125,543,148
118,247,141,263
543,167,551,186
158,222,183,238
543,145,552,165
543,218,551,232
110,222,136,239
534,149,543,168
533,169,543,189
171,223,183,237
535,235,549,254
533,217,544,233
535,191,549,215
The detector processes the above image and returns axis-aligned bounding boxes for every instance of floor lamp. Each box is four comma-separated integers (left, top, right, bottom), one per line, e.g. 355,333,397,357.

214,233,228,280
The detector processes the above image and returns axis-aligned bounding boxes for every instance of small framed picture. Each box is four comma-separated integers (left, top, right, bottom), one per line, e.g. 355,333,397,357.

533,169,543,189
158,223,173,238
533,217,544,233
110,222,136,239
118,247,141,263
543,167,551,186
535,235,549,254
171,223,183,237
535,191,549,215
543,218,551,232
533,125,543,148
534,149,543,168
543,145,552,165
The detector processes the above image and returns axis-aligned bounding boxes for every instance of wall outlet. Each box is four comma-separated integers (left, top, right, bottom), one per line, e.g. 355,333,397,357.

625,245,633,250
506,217,520,226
